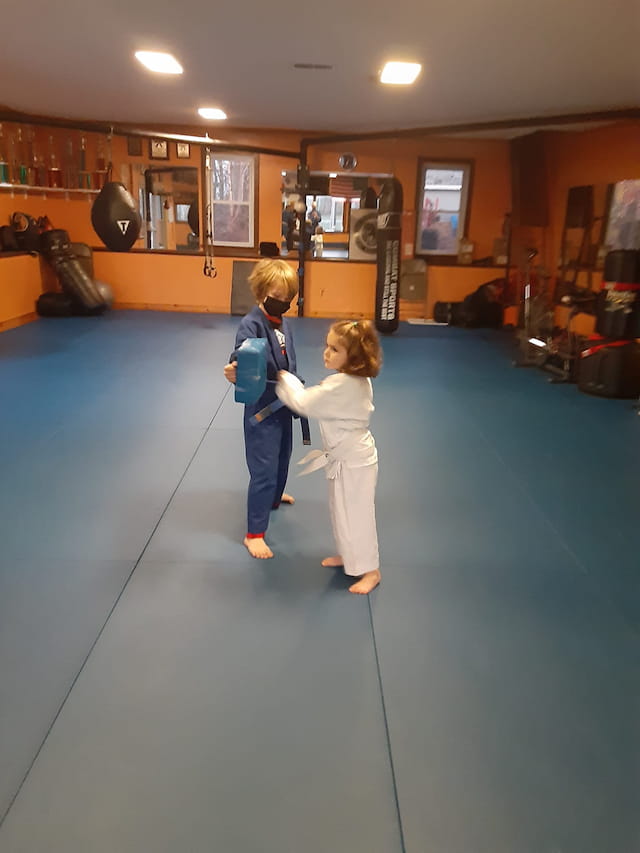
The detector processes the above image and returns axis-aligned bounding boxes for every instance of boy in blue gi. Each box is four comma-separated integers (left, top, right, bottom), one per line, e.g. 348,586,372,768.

223,259,301,559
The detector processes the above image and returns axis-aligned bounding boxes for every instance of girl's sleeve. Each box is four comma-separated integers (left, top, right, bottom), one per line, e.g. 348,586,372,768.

276,372,346,418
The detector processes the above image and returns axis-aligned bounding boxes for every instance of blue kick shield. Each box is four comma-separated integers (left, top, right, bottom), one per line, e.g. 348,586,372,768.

234,338,268,404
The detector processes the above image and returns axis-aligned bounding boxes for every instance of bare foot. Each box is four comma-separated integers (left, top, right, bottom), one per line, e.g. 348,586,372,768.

321,556,343,567
244,536,274,559
280,493,295,505
349,570,381,595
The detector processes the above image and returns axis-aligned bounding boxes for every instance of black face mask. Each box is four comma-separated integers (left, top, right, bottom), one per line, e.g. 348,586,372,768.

263,296,291,317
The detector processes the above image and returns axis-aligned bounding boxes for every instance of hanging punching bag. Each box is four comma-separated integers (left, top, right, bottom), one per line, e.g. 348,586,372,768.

375,177,403,334
91,181,141,251
187,201,199,236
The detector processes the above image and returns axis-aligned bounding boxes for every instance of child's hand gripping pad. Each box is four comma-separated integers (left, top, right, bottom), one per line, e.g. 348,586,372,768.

234,338,268,404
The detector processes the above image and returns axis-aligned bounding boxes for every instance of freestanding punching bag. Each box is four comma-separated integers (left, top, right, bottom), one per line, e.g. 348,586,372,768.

375,177,403,334
91,181,141,251
40,229,106,310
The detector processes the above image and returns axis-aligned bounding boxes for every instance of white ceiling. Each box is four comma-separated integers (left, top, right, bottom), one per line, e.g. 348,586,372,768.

1,0,638,135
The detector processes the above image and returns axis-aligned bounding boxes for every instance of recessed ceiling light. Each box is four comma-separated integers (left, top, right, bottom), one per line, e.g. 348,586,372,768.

198,107,227,120
379,61,421,85
135,51,183,74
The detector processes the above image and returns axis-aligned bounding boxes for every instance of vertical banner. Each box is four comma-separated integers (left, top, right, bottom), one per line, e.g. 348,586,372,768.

375,178,403,334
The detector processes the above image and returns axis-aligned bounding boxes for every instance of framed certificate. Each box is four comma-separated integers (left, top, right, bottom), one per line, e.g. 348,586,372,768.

149,138,169,160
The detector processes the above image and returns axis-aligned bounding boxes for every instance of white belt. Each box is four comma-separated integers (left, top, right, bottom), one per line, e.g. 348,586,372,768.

297,449,340,478
297,434,372,480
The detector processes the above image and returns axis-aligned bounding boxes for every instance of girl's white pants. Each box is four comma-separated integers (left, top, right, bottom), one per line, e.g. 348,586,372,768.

327,463,379,577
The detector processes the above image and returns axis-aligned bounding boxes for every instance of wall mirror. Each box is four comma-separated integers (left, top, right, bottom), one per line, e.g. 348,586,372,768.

280,170,391,260
143,166,199,252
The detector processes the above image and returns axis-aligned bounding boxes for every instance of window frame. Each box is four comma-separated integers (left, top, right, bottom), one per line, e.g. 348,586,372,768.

414,158,473,260
209,152,257,250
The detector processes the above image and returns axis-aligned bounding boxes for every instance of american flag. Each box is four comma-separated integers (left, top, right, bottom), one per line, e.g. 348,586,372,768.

329,175,360,199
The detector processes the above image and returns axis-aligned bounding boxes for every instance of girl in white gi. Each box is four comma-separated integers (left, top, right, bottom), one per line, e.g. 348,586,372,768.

276,320,382,594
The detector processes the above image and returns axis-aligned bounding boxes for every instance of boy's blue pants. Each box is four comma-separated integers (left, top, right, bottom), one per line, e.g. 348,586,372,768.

243,406,292,535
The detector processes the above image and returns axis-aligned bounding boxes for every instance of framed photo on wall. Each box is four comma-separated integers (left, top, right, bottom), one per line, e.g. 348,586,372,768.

176,142,190,159
127,136,142,156
149,138,169,160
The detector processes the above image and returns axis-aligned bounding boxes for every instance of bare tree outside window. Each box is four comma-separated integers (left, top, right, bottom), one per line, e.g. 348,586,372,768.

211,154,255,247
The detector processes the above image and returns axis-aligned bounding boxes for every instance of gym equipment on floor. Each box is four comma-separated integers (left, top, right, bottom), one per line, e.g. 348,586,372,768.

595,250,640,339
513,249,555,368
578,338,640,398
40,230,106,310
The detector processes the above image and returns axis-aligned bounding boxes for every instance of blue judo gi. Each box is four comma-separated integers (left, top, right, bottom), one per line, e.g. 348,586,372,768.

231,306,302,536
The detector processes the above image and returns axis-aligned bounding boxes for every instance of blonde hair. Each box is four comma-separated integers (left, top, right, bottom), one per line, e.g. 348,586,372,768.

248,259,298,302
330,319,382,378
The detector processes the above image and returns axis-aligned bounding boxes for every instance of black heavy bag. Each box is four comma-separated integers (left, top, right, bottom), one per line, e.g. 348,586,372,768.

595,284,640,339
187,201,199,236
603,250,640,284
91,181,141,251
375,177,403,334
70,242,94,279
36,292,77,317
578,339,640,398
40,229,105,310
37,291,108,317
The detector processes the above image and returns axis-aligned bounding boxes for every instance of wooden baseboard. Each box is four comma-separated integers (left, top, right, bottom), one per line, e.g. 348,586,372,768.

399,299,426,320
0,312,37,333
112,302,226,314
306,310,374,320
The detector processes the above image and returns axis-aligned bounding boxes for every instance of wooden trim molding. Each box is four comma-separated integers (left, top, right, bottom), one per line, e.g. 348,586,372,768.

0,312,38,333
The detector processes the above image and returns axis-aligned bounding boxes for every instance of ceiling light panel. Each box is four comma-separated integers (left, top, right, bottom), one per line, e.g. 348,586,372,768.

135,51,183,74
380,61,421,85
198,107,227,120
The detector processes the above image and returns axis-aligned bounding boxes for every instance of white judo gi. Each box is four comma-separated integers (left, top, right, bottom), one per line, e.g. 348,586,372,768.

276,371,379,577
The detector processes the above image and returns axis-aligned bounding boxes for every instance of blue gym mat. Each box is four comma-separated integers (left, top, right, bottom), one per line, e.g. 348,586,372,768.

0,312,638,852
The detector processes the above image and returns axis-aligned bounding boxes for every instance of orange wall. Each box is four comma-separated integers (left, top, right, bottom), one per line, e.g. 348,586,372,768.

304,262,377,318
92,252,301,315
521,120,640,333
0,193,98,245
0,132,298,252
0,254,43,328
425,266,507,319
543,121,640,277
3,117,639,331
309,135,512,261
93,252,234,312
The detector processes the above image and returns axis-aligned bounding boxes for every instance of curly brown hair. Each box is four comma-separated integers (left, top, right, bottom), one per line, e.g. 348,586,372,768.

330,319,382,378
248,259,298,302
